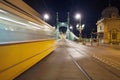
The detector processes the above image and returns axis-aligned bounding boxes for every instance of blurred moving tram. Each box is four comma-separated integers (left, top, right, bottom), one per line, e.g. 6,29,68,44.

0,0,56,80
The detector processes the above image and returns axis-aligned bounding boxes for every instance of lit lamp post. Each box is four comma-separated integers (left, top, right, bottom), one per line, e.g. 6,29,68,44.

75,13,84,41
76,24,85,41
43,13,50,21
70,25,73,31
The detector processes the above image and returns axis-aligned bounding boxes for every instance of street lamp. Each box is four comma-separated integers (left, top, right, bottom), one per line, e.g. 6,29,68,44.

75,13,81,20
75,13,84,41
76,24,85,35
70,25,73,30
43,13,50,21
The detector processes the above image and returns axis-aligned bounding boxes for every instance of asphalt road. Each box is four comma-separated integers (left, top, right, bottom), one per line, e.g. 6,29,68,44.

15,39,120,80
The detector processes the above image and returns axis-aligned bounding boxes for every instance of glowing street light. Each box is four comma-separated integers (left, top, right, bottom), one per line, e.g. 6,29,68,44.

43,13,50,21
75,13,81,20
70,25,73,30
75,13,84,41
82,24,85,28
76,24,79,28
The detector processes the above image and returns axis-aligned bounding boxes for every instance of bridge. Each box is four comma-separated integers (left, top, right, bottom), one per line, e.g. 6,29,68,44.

0,1,120,80
55,12,79,40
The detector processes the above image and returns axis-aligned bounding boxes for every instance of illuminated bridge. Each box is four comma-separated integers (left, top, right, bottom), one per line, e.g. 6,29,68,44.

0,1,120,80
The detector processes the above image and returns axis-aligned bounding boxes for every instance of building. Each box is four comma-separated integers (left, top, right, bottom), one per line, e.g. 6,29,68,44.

96,5,120,44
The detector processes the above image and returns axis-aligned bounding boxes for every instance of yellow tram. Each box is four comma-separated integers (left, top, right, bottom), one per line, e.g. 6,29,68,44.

0,0,56,80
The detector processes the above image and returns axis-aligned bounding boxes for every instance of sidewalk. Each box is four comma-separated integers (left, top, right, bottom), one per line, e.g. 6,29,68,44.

78,42,120,50
100,43,120,50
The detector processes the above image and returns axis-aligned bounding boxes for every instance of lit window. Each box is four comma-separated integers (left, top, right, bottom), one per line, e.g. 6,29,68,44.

112,33,117,39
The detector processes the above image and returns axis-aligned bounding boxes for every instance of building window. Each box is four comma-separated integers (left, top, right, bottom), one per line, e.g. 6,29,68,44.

112,33,117,39
100,26,102,30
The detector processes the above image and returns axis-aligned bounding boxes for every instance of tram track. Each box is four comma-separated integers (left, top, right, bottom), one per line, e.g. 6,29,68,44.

50,40,93,80
92,55,120,77
65,40,120,79
73,46,120,78
61,40,93,80
68,53,93,80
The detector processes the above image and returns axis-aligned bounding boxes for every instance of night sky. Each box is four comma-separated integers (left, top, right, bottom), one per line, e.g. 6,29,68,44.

24,0,120,37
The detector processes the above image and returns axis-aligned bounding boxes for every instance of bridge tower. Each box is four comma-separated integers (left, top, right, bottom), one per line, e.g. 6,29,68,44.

55,12,79,40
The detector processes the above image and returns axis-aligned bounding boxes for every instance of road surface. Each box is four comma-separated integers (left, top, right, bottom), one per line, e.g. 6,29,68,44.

15,39,120,80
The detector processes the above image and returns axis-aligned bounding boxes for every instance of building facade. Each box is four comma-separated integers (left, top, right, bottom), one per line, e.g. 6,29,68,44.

96,5,120,44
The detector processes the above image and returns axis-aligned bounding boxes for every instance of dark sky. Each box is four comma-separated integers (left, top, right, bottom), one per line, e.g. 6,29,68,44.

23,0,120,37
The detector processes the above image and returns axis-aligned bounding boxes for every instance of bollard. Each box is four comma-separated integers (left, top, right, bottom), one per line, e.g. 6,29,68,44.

110,43,113,48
